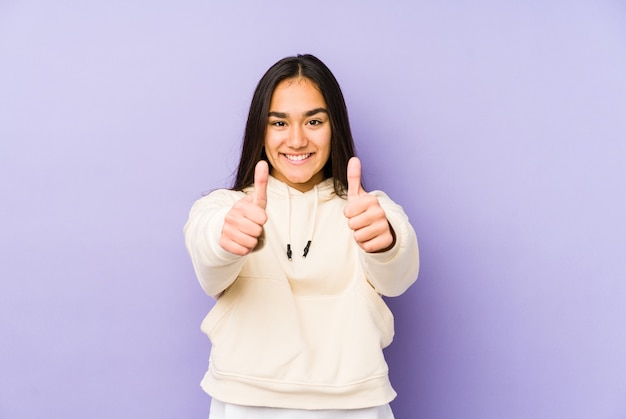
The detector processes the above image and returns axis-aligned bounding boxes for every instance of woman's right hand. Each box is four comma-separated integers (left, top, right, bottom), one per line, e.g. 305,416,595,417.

219,161,269,256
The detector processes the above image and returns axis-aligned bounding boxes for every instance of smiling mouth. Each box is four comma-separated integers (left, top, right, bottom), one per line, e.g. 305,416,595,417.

283,153,312,161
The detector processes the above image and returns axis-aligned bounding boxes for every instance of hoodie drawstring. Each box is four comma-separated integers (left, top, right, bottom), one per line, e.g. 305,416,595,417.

285,184,318,261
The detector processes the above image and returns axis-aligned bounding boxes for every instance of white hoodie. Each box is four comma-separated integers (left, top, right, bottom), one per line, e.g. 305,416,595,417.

184,176,419,410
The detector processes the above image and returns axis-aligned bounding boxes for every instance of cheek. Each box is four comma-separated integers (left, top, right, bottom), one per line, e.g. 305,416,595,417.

319,130,332,156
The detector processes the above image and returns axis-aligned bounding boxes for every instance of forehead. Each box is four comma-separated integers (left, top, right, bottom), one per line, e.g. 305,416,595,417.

269,77,326,109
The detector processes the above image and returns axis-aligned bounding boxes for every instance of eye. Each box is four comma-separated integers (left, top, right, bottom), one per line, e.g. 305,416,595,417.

270,120,286,127
307,119,323,126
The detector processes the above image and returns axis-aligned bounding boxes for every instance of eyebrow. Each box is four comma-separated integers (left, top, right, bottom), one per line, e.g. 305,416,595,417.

268,108,328,118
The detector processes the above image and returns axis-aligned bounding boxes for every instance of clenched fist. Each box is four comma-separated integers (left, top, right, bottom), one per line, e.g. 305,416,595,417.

219,161,269,255
343,157,395,253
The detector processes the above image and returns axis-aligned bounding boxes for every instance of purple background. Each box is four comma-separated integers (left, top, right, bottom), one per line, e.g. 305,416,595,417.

1,1,625,418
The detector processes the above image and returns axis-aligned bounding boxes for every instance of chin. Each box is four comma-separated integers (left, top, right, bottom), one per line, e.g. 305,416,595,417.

287,177,312,185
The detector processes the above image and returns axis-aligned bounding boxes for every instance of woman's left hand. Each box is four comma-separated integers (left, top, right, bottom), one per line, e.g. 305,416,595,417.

343,157,395,253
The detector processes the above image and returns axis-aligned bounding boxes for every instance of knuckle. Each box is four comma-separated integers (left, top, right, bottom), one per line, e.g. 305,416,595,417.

361,241,376,253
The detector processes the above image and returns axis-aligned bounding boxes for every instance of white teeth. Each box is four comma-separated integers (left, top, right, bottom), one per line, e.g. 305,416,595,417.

285,153,311,161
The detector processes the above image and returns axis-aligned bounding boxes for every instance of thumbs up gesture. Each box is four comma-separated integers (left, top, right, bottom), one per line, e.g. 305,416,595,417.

219,160,269,256
343,157,395,253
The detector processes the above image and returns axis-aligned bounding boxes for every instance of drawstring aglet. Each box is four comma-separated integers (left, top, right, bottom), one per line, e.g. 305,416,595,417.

286,244,293,261
302,241,312,258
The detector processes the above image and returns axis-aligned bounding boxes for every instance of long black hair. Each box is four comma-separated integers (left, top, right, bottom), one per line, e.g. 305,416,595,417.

232,54,356,196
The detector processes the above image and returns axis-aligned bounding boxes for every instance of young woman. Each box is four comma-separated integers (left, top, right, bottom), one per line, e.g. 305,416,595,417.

184,54,419,418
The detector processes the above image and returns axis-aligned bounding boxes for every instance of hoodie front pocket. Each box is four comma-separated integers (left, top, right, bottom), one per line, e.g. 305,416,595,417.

357,278,395,348
205,275,306,379
200,281,240,338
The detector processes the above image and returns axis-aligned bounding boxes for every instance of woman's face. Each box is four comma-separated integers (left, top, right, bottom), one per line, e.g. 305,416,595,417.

264,77,331,192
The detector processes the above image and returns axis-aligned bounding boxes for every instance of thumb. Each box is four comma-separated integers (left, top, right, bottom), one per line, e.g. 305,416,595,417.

253,160,269,209
347,157,363,200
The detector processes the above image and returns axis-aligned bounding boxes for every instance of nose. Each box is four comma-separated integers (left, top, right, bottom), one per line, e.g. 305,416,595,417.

286,125,307,149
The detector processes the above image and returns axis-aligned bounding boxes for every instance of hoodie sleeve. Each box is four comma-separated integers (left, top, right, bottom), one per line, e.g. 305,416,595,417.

183,189,247,298
358,191,419,297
